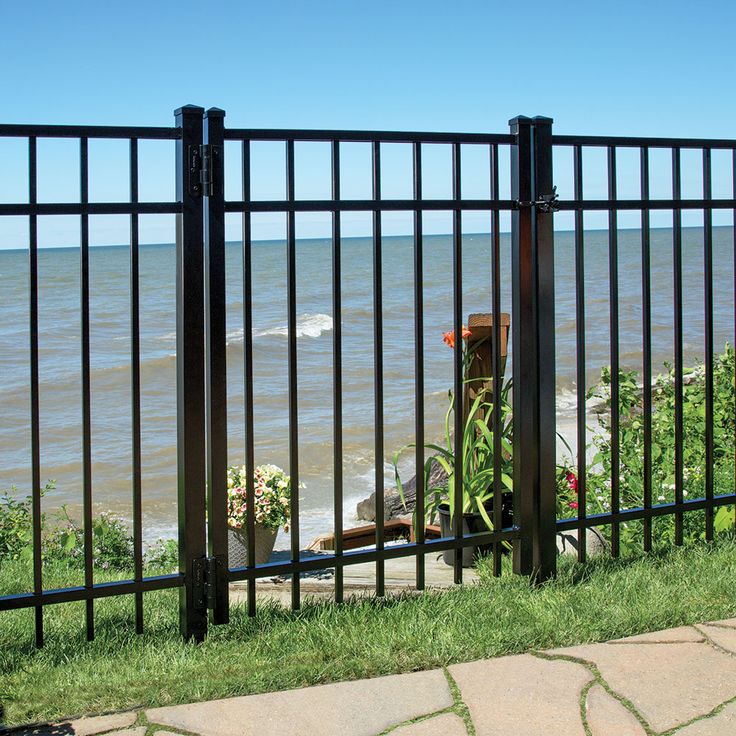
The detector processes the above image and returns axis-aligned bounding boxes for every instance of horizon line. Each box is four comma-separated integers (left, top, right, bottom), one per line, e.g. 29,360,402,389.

0,223,731,253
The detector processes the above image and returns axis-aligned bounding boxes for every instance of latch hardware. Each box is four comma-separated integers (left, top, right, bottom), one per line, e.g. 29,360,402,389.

517,185,560,213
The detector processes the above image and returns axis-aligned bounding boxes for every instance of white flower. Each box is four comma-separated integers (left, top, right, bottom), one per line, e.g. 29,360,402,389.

658,495,666,501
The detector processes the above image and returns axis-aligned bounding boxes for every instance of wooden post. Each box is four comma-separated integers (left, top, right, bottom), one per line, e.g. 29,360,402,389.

463,312,510,424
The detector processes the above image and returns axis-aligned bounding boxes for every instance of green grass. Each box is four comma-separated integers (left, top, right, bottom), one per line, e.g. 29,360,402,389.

1,536,735,727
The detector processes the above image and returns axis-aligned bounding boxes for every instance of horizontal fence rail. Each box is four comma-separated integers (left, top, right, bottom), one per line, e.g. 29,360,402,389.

0,108,734,645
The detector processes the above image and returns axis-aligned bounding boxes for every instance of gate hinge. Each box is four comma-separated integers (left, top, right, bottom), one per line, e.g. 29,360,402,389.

191,555,226,611
517,186,560,213
188,144,219,198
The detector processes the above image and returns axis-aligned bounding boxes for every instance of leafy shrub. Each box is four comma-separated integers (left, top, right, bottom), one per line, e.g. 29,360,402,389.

558,344,735,550
44,507,134,571
0,485,179,572
0,482,54,563
144,538,178,570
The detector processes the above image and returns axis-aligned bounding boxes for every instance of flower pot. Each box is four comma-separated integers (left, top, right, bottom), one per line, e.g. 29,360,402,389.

227,524,278,567
437,494,513,568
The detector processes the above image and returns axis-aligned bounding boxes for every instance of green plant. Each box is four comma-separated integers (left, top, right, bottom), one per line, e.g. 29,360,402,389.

559,344,736,551
393,380,514,530
44,507,135,571
0,482,54,564
144,538,178,570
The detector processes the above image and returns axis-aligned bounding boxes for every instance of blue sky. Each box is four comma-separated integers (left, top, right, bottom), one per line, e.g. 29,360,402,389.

1,0,735,246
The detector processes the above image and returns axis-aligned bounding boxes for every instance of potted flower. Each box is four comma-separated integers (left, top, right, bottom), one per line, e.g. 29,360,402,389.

393,324,515,567
393,377,514,567
227,464,292,566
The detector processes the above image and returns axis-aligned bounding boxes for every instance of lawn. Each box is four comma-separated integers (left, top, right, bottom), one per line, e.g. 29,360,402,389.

1,535,735,727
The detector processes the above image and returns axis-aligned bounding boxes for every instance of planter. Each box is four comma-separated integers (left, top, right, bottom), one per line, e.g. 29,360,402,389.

437,493,513,567
228,524,278,567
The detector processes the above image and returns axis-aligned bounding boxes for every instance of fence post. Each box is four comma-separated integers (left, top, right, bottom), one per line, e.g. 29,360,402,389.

532,116,557,581
203,107,229,625
509,115,557,581
509,116,536,576
175,104,208,641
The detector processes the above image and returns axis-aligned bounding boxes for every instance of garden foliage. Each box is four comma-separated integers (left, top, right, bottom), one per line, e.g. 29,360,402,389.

558,344,735,550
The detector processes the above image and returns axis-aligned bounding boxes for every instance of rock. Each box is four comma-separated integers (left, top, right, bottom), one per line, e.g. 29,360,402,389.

356,458,448,522
356,490,400,523
556,527,608,556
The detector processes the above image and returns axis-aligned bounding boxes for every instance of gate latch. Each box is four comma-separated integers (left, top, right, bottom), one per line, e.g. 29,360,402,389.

518,186,560,213
189,144,219,198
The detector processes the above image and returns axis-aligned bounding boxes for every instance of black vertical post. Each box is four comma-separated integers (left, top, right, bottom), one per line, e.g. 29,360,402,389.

331,140,345,603
532,117,557,580
509,115,556,581
175,104,208,642
80,137,94,641
509,117,536,576
204,108,229,625
130,138,144,634
29,136,43,648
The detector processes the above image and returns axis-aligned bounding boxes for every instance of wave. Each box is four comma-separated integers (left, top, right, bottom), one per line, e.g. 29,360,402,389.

227,313,334,343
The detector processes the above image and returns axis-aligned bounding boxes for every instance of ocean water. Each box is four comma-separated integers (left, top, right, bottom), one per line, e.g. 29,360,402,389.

0,227,733,546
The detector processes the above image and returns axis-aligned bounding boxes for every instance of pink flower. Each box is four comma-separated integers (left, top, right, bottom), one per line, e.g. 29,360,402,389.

566,471,578,494
569,501,579,509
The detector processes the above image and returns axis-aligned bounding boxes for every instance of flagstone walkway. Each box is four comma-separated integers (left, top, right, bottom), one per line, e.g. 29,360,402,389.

10,618,736,736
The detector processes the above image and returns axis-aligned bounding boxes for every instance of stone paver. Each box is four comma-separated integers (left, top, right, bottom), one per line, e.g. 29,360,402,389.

698,623,736,654
152,732,189,736
449,654,593,736
675,701,736,735
19,712,140,735
585,684,645,736
707,617,736,629
390,712,467,736
105,729,147,736
145,670,452,736
549,641,736,733
608,625,704,644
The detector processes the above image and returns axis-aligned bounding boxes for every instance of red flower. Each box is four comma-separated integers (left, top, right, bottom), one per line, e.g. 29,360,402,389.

443,326,472,349
566,471,578,494
569,501,579,509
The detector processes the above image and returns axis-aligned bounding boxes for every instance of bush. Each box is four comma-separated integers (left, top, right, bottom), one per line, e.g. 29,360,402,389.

44,507,135,571
0,482,53,563
0,485,178,572
144,538,178,571
558,344,736,550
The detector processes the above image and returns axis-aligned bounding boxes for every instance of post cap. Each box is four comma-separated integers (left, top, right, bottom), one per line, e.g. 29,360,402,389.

508,115,533,126
532,116,554,125
205,107,226,119
174,104,205,116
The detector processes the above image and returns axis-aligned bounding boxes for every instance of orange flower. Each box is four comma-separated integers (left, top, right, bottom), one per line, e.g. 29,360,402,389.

442,326,472,349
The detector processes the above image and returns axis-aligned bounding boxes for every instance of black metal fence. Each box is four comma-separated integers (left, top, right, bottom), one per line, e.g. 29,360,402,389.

0,107,734,644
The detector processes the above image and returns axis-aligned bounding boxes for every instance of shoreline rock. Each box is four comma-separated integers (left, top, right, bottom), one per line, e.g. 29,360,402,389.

356,458,448,522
